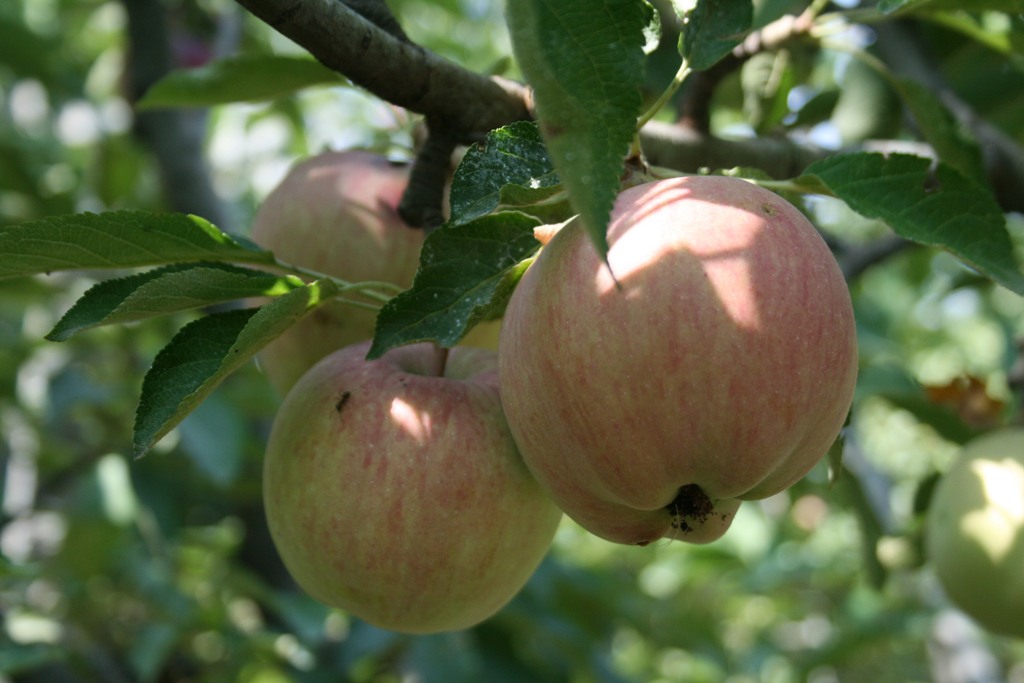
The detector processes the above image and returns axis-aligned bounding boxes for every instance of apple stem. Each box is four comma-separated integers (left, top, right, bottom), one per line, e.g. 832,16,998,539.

430,343,450,377
268,257,404,304
636,58,692,130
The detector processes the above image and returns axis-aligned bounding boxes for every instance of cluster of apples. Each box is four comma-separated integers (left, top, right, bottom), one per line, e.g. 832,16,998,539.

252,151,859,634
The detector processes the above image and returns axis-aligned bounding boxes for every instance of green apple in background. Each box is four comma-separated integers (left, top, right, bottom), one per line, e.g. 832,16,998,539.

262,340,561,634
926,428,1024,639
250,151,426,395
499,176,858,546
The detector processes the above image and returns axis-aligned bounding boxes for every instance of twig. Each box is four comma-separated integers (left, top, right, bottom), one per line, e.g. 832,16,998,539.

342,0,409,41
639,120,829,178
232,0,531,141
123,0,233,229
398,120,460,229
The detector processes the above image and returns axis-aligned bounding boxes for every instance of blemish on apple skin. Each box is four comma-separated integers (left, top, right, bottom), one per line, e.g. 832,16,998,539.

335,390,352,414
760,202,779,218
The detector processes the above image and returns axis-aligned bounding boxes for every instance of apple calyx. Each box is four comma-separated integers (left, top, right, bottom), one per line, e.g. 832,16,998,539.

667,485,715,533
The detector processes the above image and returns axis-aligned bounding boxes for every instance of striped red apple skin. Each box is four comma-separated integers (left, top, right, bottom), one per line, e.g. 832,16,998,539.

499,176,858,545
263,341,562,633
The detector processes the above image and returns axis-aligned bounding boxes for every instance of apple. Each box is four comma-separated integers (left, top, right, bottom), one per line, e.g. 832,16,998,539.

925,428,1024,639
499,176,858,545
262,340,562,634
251,151,500,394
250,151,426,395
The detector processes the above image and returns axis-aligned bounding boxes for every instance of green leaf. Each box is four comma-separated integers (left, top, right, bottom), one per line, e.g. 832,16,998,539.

798,153,1024,295
47,263,304,341
133,280,338,457
679,0,753,71
136,55,347,109
0,210,273,279
741,51,798,135
641,1,662,54
893,78,987,183
507,0,651,263
929,11,1024,61
449,121,563,225
492,184,575,226
367,213,543,359
790,88,840,128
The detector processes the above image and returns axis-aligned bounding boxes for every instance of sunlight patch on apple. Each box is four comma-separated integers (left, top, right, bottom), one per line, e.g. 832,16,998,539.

389,396,432,444
595,235,763,330
960,459,1024,561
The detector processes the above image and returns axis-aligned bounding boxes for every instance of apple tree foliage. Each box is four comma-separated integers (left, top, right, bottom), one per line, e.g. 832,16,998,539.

2,0,1024,681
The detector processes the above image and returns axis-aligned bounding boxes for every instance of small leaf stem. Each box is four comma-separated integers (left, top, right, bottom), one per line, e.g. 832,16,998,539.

334,280,407,303
817,39,891,81
270,257,404,305
637,59,692,130
329,296,384,313
804,0,832,22
751,177,838,198
815,7,903,28
645,164,688,180
428,343,450,377
628,133,644,161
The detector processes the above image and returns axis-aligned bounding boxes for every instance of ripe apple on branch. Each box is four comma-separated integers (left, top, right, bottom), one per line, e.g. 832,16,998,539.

499,175,858,546
262,340,561,634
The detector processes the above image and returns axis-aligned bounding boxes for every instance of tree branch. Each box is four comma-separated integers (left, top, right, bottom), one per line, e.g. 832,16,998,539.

123,0,233,229
640,120,828,179
398,120,459,229
233,0,1024,221
342,0,409,41
232,0,531,141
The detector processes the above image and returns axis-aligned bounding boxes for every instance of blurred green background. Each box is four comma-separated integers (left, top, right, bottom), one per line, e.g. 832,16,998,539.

2,1,1024,681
